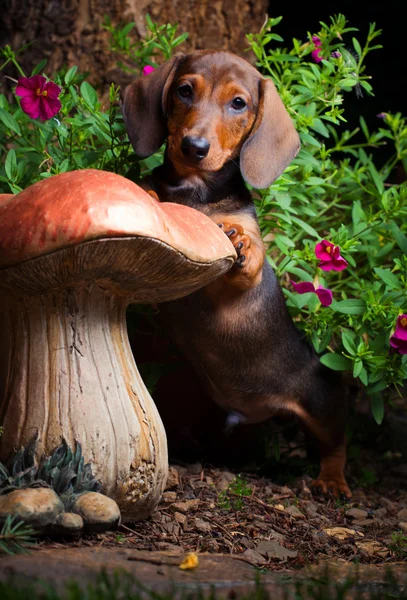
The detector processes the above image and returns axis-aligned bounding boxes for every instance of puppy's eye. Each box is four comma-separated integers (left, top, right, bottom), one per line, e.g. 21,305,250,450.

230,97,247,111
177,84,193,100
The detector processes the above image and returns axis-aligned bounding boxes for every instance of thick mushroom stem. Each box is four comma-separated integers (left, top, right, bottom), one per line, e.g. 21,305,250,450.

0,284,167,522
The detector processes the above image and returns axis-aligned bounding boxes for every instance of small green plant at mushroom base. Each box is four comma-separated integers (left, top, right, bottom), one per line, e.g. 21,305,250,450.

217,475,253,511
388,531,407,559
0,13,406,425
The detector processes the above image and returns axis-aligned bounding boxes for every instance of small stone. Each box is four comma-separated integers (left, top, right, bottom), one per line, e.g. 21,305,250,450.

193,518,211,533
399,522,407,533
172,465,187,477
274,504,285,511
279,486,295,496
174,512,187,526
242,548,267,565
162,491,177,503
0,487,64,528
303,502,319,517
165,467,179,490
285,505,305,519
187,463,203,475
356,540,389,557
53,512,83,535
205,476,214,485
346,508,368,520
72,492,120,532
268,528,285,541
323,527,364,541
156,542,183,553
256,540,297,560
397,508,407,521
171,499,200,514
375,508,387,519
216,471,236,492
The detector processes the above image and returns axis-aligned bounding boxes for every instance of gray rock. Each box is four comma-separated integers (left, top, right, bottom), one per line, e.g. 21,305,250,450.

53,512,84,535
164,467,179,490
193,518,211,533
216,471,236,492
72,492,120,532
346,508,368,520
0,487,64,528
399,522,407,533
397,508,407,521
256,540,297,560
285,505,305,519
242,548,267,565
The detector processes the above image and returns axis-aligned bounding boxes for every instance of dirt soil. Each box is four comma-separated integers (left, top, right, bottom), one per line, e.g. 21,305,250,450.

37,460,406,570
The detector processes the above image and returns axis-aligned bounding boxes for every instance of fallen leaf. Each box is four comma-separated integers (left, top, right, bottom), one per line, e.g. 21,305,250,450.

323,527,364,541
356,540,389,557
179,553,199,570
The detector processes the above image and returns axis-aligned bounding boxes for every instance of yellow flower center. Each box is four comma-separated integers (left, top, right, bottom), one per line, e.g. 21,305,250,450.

326,246,332,253
36,88,48,97
401,317,407,327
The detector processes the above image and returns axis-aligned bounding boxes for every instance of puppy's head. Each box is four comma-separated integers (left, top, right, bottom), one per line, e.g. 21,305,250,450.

122,51,300,188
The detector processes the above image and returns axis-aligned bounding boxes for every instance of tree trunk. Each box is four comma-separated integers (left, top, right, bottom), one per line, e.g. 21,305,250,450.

0,0,268,90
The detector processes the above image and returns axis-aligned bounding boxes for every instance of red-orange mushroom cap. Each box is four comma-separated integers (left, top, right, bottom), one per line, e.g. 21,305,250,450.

0,170,236,301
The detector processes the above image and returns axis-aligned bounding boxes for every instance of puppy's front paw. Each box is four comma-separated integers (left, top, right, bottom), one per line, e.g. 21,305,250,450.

218,222,251,269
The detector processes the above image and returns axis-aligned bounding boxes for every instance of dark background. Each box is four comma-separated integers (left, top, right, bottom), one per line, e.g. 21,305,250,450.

274,1,403,162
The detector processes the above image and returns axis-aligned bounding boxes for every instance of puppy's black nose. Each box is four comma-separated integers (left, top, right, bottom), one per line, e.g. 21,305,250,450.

181,136,210,160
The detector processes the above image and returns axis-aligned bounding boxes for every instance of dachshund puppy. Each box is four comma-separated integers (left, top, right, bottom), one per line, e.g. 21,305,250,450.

122,51,351,498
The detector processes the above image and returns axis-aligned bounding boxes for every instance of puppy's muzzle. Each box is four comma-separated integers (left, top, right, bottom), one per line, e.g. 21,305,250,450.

181,136,210,161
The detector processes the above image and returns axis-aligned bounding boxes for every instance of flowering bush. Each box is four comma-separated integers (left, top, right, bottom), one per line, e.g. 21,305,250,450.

0,14,406,423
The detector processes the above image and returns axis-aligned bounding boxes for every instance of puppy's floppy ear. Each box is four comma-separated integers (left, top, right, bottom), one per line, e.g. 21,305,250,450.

121,55,184,158
240,78,300,189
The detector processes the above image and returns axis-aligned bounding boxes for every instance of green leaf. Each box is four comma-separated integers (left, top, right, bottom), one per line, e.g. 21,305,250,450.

80,81,98,109
320,353,352,371
353,359,363,378
31,59,47,75
342,331,357,355
5,149,17,181
374,267,402,290
331,299,366,315
0,108,21,135
352,37,362,57
64,66,78,85
390,222,407,255
290,216,319,238
371,392,384,425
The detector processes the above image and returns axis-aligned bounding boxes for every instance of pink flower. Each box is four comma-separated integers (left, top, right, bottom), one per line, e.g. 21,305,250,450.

311,35,323,63
315,240,348,272
331,51,341,59
389,314,407,354
142,65,155,76
377,112,388,120
15,75,61,121
291,280,333,307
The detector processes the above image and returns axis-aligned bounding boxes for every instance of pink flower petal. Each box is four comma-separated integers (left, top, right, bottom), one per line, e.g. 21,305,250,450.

315,286,333,307
38,96,61,121
20,95,41,119
315,240,334,261
389,337,407,354
393,315,407,341
312,36,322,46
142,65,155,76
311,48,323,63
43,80,62,99
291,280,315,294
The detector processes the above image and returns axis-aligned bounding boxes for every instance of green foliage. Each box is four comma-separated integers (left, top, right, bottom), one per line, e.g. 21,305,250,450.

0,14,406,421
0,516,36,556
247,15,407,419
103,13,188,71
389,530,407,558
0,435,101,509
217,475,252,511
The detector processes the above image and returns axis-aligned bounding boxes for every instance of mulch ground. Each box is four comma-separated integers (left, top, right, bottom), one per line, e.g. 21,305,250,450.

38,459,407,571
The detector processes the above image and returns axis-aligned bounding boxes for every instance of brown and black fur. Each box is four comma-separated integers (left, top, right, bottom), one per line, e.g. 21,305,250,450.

122,50,351,497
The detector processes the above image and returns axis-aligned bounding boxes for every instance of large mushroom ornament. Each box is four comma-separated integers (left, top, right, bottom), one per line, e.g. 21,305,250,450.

0,169,235,527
